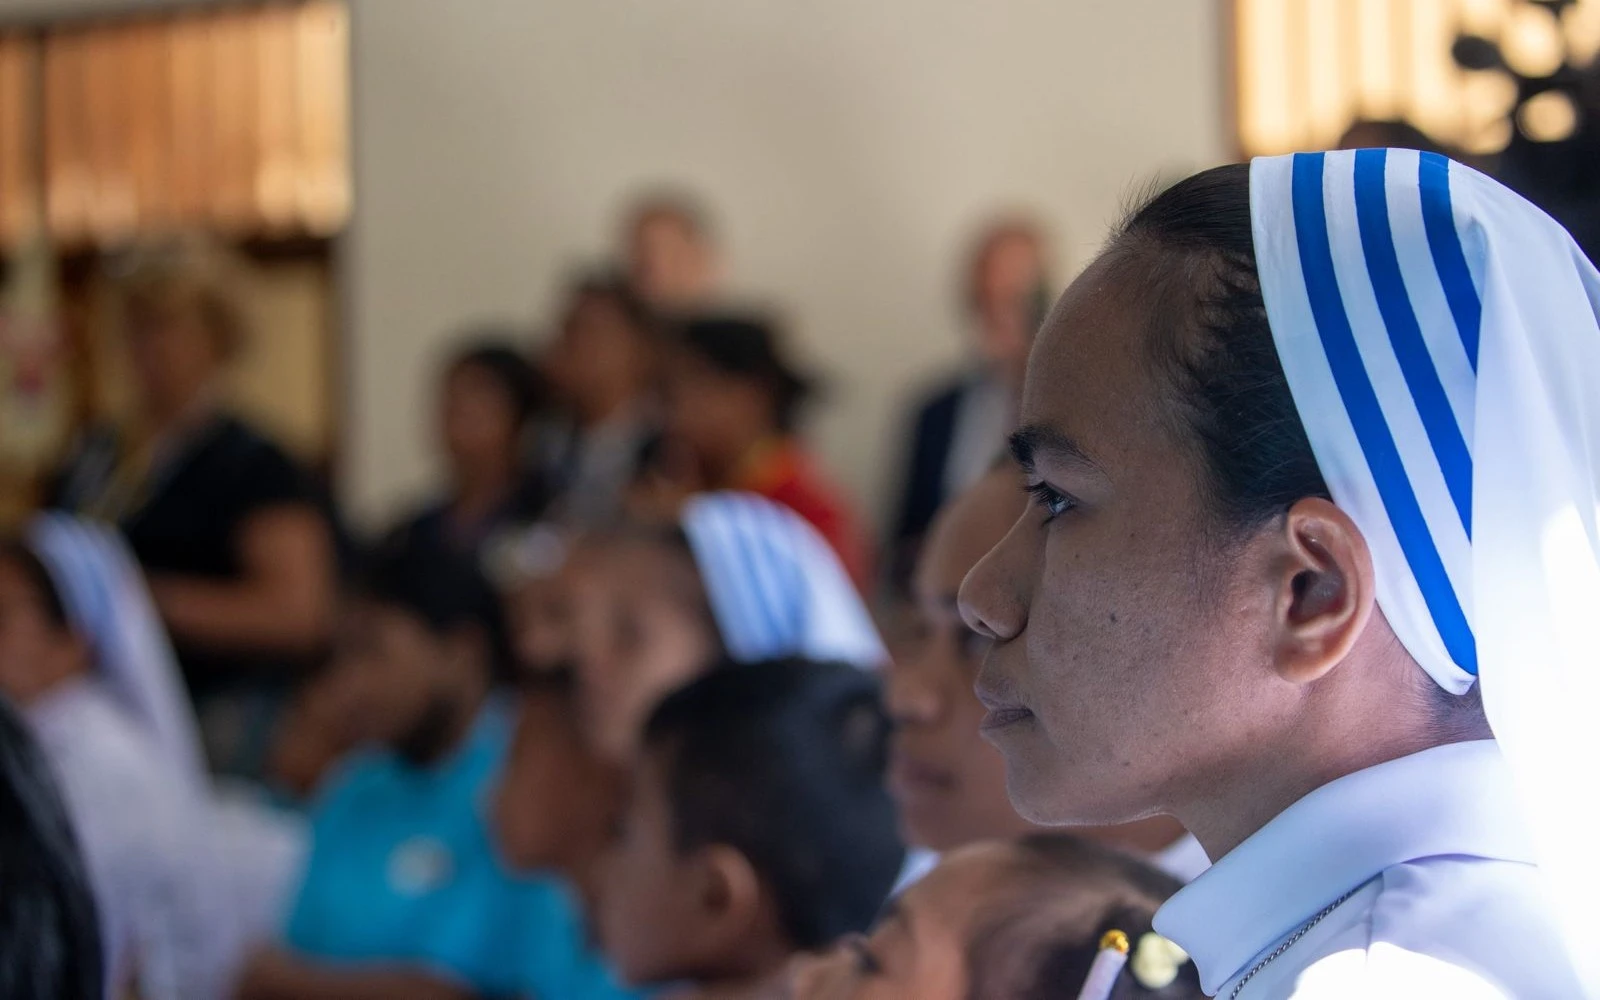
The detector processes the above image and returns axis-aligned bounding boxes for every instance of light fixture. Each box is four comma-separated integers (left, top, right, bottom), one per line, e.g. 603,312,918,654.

1465,116,1516,155
1502,3,1567,77
1517,89,1581,140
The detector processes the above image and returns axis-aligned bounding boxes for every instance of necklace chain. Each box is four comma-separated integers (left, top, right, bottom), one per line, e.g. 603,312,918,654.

1227,887,1361,1000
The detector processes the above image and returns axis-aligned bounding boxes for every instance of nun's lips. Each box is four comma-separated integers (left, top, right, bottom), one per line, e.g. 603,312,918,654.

974,684,1034,732
979,705,1035,732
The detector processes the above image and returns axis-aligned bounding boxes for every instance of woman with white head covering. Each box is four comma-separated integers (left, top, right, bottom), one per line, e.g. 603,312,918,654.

0,514,240,999
569,491,885,763
958,149,1597,998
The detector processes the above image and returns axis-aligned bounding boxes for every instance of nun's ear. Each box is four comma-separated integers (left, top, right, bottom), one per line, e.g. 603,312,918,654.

1268,497,1377,686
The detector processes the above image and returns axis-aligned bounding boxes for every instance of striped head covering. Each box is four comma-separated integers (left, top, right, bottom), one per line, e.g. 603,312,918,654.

1251,148,1600,990
679,492,886,669
24,513,208,791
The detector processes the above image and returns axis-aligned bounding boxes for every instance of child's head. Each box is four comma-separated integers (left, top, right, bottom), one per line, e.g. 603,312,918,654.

568,528,721,761
787,835,1202,1000
438,337,540,482
571,493,885,763
292,540,509,768
598,658,904,991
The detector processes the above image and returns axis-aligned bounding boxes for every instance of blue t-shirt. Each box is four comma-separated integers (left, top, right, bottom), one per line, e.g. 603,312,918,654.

285,700,637,1000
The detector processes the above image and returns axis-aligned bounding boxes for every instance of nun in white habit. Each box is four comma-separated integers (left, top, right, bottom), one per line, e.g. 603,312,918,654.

1155,149,1600,999
958,148,1599,1000
0,514,303,999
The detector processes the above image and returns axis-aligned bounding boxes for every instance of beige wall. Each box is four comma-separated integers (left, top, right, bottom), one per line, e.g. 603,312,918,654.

343,0,1225,529
0,0,1227,530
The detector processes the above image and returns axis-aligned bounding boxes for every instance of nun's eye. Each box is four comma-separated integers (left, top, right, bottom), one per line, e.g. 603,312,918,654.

1025,481,1078,521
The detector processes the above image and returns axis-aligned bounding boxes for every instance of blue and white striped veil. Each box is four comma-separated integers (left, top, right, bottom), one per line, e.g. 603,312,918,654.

680,492,887,669
1252,147,1600,990
25,512,209,790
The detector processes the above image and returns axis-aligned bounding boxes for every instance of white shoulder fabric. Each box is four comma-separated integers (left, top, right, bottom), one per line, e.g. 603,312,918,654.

26,512,209,790
680,491,887,669
1251,148,1600,993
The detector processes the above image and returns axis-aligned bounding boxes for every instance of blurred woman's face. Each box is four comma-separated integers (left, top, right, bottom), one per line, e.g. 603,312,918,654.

885,470,1031,851
440,363,521,477
970,231,1044,382
663,352,768,463
784,843,1018,1000
544,293,649,415
125,300,225,415
569,540,718,761
0,556,81,703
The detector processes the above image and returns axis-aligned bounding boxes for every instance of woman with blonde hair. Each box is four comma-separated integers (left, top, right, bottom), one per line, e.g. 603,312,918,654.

49,243,337,777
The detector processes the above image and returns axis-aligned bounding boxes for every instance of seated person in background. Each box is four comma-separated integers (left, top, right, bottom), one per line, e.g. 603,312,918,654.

622,191,722,313
494,491,885,926
239,540,627,1000
386,337,548,582
48,242,337,778
786,835,1203,1000
599,658,905,1000
572,490,885,763
890,217,1049,588
0,516,237,999
889,466,1206,880
641,314,872,587
536,273,663,530
0,692,105,1000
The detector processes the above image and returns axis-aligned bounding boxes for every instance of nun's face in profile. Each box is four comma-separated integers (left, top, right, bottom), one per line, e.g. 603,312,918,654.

958,252,1276,827
569,540,719,761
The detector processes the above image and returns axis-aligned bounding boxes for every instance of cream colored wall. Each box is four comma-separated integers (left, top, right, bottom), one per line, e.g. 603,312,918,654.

343,0,1225,529
0,0,1227,530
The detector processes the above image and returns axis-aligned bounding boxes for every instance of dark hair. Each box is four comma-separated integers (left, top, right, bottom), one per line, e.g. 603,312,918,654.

676,314,815,433
643,658,904,949
1111,164,1331,536
445,337,543,428
0,695,104,1000
360,533,514,678
570,269,658,338
0,541,69,633
966,835,1202,1000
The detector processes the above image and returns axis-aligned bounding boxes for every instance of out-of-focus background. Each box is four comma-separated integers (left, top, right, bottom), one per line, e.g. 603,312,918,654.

0,0,1586,531
0,3,1595,999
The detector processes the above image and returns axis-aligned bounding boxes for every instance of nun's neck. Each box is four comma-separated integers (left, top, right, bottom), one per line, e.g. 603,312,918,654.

1172,645,1491,861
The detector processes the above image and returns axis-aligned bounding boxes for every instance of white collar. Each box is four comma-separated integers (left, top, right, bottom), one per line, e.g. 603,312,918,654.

1153,740,1536,996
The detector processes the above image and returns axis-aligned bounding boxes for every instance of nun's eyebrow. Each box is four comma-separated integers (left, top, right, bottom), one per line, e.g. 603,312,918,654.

1008,424,1103,476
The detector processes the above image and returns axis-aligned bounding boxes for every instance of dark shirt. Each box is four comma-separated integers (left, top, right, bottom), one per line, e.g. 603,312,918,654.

50,414,320,691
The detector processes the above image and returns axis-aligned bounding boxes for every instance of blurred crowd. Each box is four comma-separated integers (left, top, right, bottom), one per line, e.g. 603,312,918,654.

0,187,1212,1000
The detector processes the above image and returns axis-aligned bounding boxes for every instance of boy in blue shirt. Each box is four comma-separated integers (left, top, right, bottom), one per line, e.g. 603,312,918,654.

237,539,632,1000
